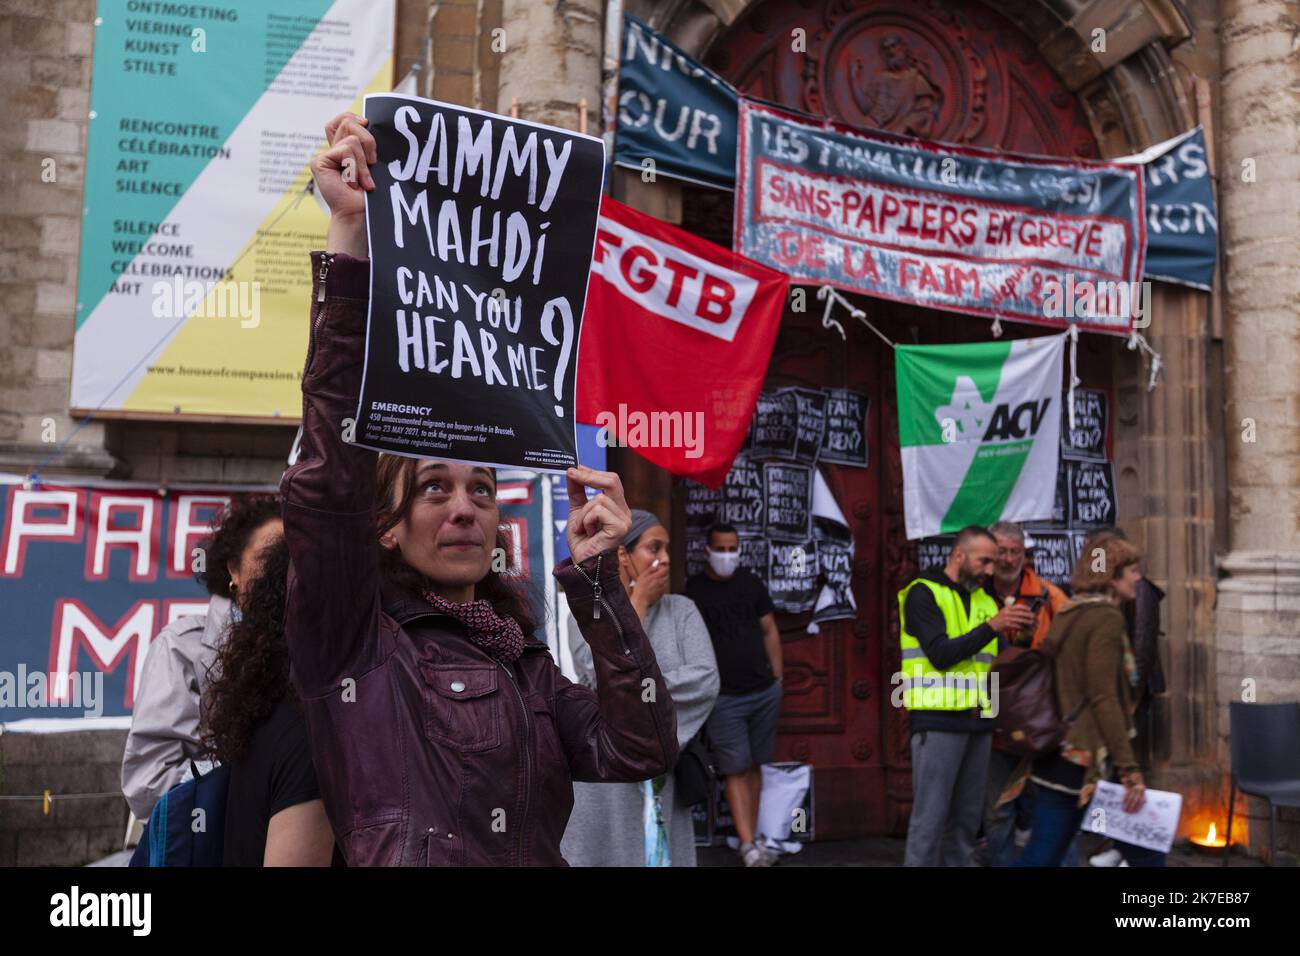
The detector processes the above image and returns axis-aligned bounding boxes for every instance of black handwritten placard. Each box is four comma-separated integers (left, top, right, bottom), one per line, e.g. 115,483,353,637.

354,94,605,470
721,455,765,533
1062,388,1108,459
685,531,707,579
916,535,954,574
820,388,869,466
685,481,723,530
812,539,856,624
788,386,828,465
764,462,812,541
1026,531,1080,587
768,540,819,613
1067,457,1117,528
749,390,801,460
738,533,768,576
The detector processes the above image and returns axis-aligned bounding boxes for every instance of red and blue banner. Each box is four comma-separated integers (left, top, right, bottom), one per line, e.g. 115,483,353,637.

735,99,1146,334
0,458,603,726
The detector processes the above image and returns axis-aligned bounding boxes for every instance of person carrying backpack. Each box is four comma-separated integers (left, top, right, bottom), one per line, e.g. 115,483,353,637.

1012,535,1148,867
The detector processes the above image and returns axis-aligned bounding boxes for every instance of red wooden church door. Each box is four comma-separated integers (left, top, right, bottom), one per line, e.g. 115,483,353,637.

677,0,1101,838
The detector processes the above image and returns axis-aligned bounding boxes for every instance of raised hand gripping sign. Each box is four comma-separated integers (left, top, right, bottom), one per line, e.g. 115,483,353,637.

355,94,606,471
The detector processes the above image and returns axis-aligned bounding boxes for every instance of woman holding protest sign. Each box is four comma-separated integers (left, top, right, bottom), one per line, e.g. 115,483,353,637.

284,112,677,866
1012,534,1151,868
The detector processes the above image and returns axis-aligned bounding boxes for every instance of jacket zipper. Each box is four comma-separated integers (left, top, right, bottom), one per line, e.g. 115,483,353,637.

305,254,333,373
315,253,332,310
499,659,531,866
571,552,629,655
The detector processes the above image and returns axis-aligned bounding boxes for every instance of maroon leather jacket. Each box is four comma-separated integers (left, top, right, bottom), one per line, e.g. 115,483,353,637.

280,251,677,866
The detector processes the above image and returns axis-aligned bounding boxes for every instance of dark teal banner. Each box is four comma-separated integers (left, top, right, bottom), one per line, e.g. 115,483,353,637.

614,14,738,190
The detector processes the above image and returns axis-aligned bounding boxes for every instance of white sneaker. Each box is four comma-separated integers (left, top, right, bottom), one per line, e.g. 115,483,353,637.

755,833,781,865
1089,847,1124,867
739,841,770,868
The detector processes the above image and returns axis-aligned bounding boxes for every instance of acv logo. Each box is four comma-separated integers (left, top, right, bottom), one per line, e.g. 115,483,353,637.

936,379,1051,444
982,398,1052,441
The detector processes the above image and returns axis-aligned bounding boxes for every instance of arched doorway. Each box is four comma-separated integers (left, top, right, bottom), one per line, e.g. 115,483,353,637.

674,0,1104,838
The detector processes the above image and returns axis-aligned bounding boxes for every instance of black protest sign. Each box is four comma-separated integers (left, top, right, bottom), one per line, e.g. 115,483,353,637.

354,95,605,470
738,533,768,576
685,531,707,578
812,539,856,624
1046,463,1070,526
685,481,722,530
721,455,764,532
789,386,828,465
820,388,869,466
1067,457,1117,528
749,390,801,460
1063,388,1108,459
1027,531,1079,587
768,540,818,613
916,535,954,573
764,462,812,541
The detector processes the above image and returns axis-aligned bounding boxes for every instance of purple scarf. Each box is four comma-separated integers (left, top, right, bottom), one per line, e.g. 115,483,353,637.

422,591,525,663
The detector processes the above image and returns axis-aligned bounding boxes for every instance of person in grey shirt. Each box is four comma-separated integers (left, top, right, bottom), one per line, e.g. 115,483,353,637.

121,496,283,820
561,510,720,866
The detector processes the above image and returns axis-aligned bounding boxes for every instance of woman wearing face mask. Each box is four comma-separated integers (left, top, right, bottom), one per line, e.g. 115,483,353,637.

685,523,784,867
561,511,721,866
284,112,678,866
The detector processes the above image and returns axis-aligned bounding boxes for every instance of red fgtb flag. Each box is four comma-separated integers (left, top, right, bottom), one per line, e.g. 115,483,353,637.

577,197,788,488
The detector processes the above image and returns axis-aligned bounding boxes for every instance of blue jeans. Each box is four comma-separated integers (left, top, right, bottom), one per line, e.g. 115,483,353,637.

1013,785,1084,867
1014,785,1167,867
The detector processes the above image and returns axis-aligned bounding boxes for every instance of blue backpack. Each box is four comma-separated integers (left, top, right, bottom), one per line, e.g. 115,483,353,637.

129,761,230,867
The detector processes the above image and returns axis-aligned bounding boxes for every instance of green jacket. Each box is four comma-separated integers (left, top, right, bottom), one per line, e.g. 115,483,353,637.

1049,599,1139,789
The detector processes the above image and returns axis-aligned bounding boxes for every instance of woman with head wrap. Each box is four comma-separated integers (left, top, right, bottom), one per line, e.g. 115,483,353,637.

561,511,721,866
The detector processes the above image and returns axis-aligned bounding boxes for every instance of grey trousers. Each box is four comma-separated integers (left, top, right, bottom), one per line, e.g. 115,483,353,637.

904,730,992,867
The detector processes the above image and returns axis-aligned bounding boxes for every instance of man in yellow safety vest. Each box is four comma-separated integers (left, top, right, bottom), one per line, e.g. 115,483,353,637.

897,525,1034,866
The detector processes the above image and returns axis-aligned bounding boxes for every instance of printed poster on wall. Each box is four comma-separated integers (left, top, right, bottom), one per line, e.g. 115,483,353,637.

70,0,396,419
736,99,1145,334
354,94,606,471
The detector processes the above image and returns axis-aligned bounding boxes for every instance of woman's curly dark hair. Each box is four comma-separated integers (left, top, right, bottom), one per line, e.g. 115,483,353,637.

201,535,293,764
196,495,282,599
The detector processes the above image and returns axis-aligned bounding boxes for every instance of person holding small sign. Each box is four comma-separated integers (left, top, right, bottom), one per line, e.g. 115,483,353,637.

1013,535,1153,867
282,113,679,866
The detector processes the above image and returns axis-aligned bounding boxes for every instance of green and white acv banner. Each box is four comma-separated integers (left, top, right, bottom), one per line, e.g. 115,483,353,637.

896,335,1065,540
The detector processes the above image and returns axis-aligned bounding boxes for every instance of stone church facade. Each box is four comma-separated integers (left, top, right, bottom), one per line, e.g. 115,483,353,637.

2,0,1296,860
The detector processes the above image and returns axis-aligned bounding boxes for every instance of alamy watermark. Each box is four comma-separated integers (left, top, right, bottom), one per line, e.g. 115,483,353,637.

594,403,705,459
1041,275,1151,328
890,670,1000,718
0,667,104,718
151,276,262,328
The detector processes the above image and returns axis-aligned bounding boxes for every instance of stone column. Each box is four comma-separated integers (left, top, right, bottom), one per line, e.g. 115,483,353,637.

1215,0,1300,860
496,0,603,131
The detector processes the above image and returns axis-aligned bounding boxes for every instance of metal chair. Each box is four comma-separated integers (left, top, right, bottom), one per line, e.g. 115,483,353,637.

1224,701,1300,865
